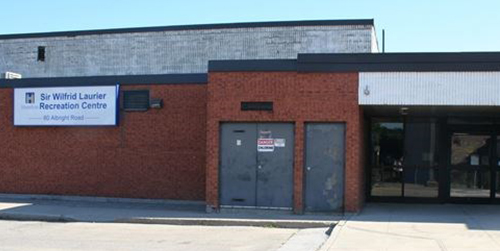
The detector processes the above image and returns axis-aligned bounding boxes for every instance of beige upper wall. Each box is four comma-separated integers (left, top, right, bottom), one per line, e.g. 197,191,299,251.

0,24,376,78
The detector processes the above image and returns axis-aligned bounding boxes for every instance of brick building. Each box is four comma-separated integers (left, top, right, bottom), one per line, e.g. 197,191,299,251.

1,20,500,213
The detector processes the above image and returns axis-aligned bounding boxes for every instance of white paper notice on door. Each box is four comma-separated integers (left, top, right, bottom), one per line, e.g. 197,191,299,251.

274,138,285,147
470,154,479,166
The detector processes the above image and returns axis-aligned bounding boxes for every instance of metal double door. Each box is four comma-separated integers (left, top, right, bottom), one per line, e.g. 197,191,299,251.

220,123,294,209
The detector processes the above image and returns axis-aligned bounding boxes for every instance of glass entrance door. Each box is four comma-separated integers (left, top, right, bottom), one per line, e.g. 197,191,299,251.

369,119,441,200
449,132,494,200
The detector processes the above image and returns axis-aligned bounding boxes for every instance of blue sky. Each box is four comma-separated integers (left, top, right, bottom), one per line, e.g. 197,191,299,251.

1,0,499,52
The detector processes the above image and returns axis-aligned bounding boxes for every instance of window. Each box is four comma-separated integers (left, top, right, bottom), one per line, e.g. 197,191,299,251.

123,90,150,111
37,46,45,62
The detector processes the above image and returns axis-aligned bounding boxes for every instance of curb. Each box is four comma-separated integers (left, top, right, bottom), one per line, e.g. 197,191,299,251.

0,213,76,223
0,212,336,229
317,219,347,251
115,218,334,229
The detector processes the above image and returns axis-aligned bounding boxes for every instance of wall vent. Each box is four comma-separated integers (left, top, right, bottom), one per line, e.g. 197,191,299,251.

123,90,150,111
241,102,273,111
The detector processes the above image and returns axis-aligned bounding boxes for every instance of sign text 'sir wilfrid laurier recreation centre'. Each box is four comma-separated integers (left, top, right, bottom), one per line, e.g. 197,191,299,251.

14,85,119,126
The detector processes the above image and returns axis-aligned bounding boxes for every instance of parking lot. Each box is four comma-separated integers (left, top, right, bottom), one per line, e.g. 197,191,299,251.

0,220,299,251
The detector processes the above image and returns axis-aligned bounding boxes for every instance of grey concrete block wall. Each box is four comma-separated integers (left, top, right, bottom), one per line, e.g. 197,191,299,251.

0,24,376,78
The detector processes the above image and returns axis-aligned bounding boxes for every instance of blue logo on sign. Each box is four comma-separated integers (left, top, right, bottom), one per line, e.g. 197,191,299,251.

25,92,35,104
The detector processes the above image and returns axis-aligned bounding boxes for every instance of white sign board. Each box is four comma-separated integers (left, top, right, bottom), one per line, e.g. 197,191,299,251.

14,85,119,126
257,138,274,152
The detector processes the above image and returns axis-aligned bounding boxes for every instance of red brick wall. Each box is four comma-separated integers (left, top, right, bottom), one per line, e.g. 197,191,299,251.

206,72,364,213
0,84,207,201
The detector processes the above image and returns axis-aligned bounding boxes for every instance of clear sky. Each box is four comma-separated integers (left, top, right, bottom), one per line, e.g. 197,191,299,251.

1,0,499,52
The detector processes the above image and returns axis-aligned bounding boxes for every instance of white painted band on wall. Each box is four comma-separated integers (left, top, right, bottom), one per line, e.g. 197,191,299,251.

359,72,500,106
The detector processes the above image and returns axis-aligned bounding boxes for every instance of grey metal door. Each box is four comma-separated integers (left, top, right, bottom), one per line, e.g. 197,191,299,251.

220,123,294,208
220,123,257,206
256,123,294,208
305,123,345,212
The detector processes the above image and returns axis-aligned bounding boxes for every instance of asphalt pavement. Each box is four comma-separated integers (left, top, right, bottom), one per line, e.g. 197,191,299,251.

0,220,300,251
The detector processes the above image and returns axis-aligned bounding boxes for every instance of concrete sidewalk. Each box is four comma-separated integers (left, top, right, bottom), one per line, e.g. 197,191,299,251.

6,195,500,250
321,203,500,251
0,194,340,229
